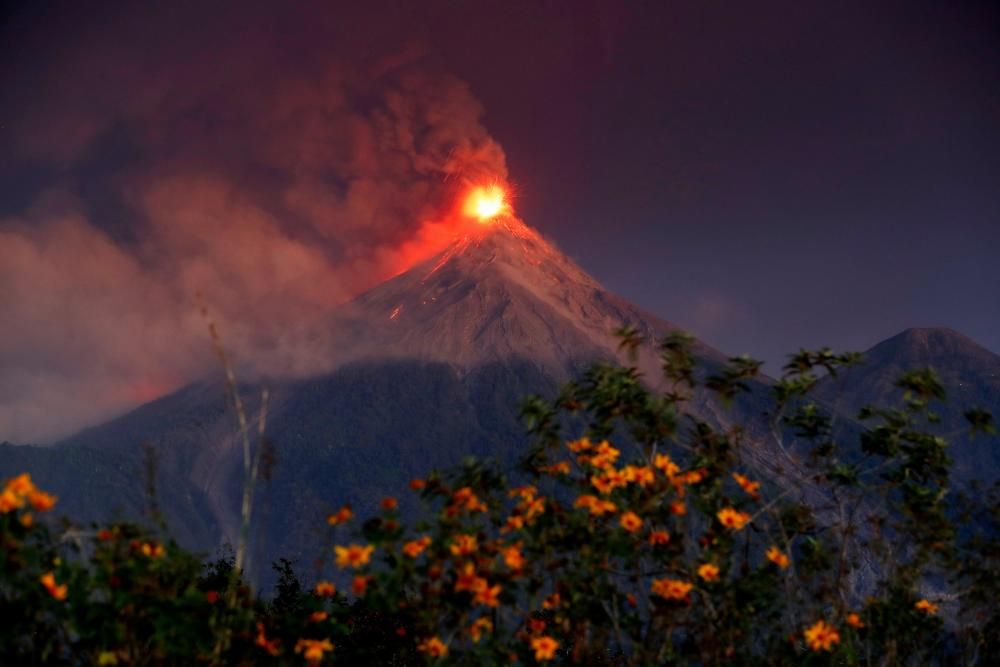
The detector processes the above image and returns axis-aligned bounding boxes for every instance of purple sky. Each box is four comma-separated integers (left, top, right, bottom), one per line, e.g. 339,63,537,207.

1,0,998,441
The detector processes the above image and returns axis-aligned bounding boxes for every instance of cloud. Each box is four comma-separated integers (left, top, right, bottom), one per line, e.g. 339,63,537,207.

0,3,508,442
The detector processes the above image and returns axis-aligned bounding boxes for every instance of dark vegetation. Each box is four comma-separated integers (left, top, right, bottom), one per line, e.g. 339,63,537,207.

2,331,999,664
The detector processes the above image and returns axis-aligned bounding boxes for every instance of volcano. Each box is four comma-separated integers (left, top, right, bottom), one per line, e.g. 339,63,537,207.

2,217,996,583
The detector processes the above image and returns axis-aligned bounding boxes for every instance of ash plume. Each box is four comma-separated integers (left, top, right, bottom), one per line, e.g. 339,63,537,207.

0,2,508,442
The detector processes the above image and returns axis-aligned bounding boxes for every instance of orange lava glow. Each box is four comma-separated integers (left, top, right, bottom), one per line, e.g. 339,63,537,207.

463,184,510,223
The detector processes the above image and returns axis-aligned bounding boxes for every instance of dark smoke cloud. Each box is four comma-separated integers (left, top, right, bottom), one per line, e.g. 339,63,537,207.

0,2,508,442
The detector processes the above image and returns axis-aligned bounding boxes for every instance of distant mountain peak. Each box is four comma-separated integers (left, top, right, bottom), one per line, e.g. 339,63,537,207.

867,327,998,367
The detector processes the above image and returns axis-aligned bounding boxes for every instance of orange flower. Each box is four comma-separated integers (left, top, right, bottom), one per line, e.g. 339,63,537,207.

20,512,33,528
335,544,374,569
845,613,865,629
619,511,643,533
681,470,703,485
651,578,692,601
39,572,67,600
697,563,720,582
591,470,628,494
27,490,57,512
254,623,281,656
454,562,485,593
351,575,370,597
530,635,560,661
540,461,571,476
140,542,164,559
509,485,538,502
502,515,525,533
0,489,22,514
417,636,448,657
542,592,562,609
468,617,493,642
409,478,426,491
567,437,593,453
503,543,525,571
309,611,328,623
915,599,938,615
402,536,432,559
589,441,620,469
803,620,841,652
628,465,656,487
451,487,488,513
380,496,398,511
294,638,334,665
473,582,502,607
653,454,680,477
315,581,336,597
670,501,687,516
648,529,671,546
733,472,761,499
522,496,546,521
766,546,790,569
449,534,478,557
716,507,751,530
574,495,617,516
327,505,353,526
97,529,114,542
7,473,35,494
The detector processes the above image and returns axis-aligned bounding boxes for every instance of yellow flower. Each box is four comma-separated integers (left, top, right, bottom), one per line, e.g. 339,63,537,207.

6,473,35,496
803,619,841,652
648,529,670,546
697,563,720,582
327,505,353,526
653,454,680,477
140,542,164,559
334,544,374,569
530,635,560,661
716,507,751,530
417,636,448,657
651,578,692,601
315,581,336,597
97,651,119,666
402,536,432,558
503,543,525,571
39,571,67,600
294,638,334,665
733,472,761,499
449,534,478,557
845,613,865,629
468,617,493,642
619,511,643,533
766,546,790,569
915,599,938,615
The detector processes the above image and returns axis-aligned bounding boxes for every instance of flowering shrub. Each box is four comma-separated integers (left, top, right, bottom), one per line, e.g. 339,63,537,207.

2,333,999,664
